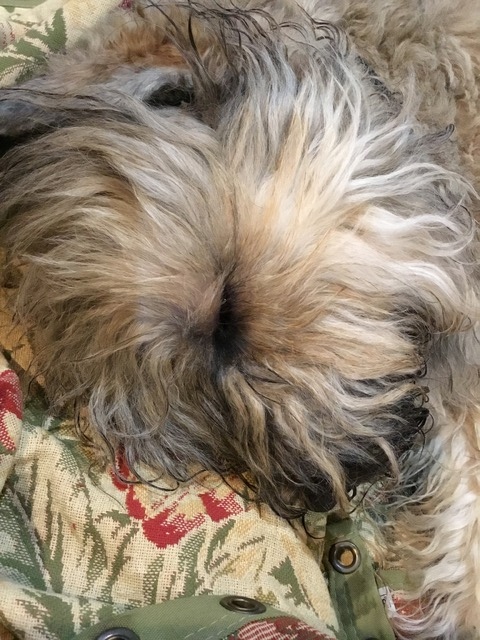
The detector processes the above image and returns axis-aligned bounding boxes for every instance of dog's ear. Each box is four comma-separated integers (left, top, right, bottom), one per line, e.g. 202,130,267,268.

0,65,198,158
0,89,126,160
0,88,75,157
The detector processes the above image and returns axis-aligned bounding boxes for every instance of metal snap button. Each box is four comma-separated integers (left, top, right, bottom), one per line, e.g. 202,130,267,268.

329,540,361,574
94,628,140,640
220,596,267,614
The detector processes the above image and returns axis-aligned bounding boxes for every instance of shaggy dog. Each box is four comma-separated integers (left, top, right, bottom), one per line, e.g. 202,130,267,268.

0,0,479,637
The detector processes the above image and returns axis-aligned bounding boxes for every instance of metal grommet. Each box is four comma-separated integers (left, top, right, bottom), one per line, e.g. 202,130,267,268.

329,540,361,574
220,596,267,615
94,628,140,640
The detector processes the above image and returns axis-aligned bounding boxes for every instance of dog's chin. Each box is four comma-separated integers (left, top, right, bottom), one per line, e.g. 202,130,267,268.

299,398,431,514
28,298,429,518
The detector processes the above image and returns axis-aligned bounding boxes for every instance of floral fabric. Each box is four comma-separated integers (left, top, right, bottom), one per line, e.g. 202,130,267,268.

0,0,121,86
0,354,338,640
227,617,333,640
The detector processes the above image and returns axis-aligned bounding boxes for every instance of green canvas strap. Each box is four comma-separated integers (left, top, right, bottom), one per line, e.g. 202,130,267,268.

73,518,400,640
322,516,396,640
72,595,321,640
0,1,46,7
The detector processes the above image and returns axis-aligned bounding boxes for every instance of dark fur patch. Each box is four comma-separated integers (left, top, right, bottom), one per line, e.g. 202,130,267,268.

145,84,194,108
212,282,243,364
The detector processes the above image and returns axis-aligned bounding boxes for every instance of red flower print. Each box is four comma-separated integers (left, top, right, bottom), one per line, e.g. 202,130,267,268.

111,454,246,549
199,489,244,522
391,594,424,620
228,617,335,640
0,369,21,454
141,505,205,548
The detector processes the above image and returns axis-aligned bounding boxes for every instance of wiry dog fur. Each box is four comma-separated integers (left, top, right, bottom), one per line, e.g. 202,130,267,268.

0,1,479,638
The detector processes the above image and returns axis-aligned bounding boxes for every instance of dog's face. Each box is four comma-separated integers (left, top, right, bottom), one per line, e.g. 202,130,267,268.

0,1,473,516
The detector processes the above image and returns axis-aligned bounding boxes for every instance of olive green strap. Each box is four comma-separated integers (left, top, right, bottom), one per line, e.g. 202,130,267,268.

72,595,318,640
323,516,396,640
73,519,399,640
0,1,46,7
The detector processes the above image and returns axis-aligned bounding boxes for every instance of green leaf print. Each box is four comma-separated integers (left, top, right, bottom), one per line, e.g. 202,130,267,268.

0,54,30,73
0,486,48,590
0,441,13,455
20,590,75,639
77,596,126,632
83,505,109,588
11,37,46,60
178,529,207,594
19,10,67,53
101,526,140,603
204,519,236,572
46,9,67,51
42,480,65,594
271,557,313,609
142,555,165,603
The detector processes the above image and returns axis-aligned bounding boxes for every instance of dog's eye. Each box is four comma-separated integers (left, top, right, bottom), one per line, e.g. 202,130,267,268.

145,84,194,108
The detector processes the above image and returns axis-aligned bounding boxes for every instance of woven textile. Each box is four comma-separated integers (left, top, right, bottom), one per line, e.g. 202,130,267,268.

0,354,338,639
226,617,333,640
0,0,122,86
